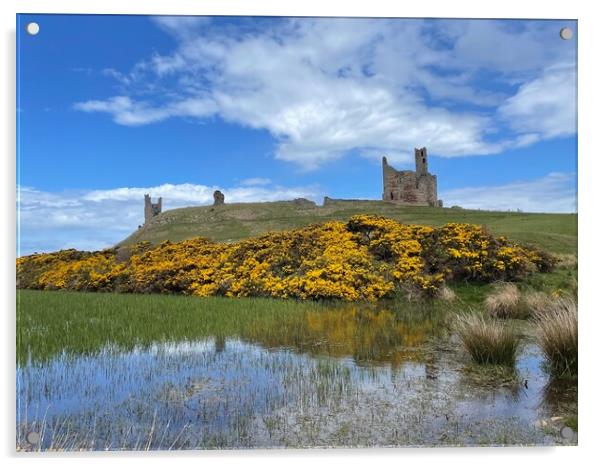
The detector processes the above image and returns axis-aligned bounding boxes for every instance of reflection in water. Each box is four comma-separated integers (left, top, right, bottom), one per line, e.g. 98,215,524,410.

17,304,576,450
243,304,447,367
214,335,226,354
542,377,578,413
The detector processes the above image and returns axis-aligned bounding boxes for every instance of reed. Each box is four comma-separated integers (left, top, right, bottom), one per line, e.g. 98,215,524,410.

484,283,525,319
455,313,520,366
534,297,577,377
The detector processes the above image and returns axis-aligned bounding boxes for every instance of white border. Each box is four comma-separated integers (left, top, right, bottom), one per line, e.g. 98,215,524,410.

3,1,601,465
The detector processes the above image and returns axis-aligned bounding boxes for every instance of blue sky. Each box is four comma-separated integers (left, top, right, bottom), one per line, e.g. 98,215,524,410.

17,15,577,254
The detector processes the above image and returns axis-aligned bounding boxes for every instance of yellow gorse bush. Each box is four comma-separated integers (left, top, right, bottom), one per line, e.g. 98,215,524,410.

17,216,555,300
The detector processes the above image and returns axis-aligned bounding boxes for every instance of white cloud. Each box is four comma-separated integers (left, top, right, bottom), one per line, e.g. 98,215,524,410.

73,18,575,169
446,20,575,73
240,177,271,186
74,96,217,126
360,149,413,166
17,182,322,255
499,64,577,140
440,172,576,213
151,16,211,40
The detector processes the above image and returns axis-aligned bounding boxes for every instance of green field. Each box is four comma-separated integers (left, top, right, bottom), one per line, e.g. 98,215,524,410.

120,200,577,255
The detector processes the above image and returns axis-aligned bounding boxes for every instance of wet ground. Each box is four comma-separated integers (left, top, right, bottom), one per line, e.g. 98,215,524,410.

17,308,577,450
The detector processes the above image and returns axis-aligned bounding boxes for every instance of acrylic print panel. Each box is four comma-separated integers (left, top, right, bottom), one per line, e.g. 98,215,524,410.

16,14,578,451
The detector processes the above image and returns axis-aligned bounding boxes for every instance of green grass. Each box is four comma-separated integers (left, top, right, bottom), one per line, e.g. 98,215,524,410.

522,267,577,294
448,282,495,308
119,200,577,255
17,290,320,364
17,290,450,364
565,414,578,432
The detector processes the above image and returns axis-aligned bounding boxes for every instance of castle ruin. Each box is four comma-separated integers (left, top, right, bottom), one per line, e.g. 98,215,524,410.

382,147,442,207
144,194,162,224
141,148,442,223
213,190,225,206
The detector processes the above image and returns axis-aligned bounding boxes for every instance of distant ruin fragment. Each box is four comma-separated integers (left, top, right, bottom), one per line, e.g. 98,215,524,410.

213,190,225,206
144,194,162,224
292,198,316,208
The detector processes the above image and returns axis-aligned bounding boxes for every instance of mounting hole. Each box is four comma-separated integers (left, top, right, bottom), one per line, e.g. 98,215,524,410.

26,431,40,445
26,22,40,36
559,27,573,40
560,426,575,440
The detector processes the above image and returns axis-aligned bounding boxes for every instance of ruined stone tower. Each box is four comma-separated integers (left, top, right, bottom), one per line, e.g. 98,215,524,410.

144,194,162,224
382,147,442,207
415,147,428,177
213,190,225,206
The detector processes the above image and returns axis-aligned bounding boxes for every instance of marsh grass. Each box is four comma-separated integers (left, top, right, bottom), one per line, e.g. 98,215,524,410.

16,290,319,364
438,286,457,302
461,364,521,390
484,283,525,319
16,290,577,449
455,313,520,366
485,283,566,320
554,253,578,270
17,290,449,364
17,413,214,451
521,291,553,315
535,298,577,377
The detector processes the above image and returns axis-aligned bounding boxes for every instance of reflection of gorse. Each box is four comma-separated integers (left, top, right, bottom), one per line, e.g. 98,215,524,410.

265,305,446,366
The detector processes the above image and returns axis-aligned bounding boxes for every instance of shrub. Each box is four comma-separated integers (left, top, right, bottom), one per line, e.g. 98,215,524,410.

16,216,552,301
455,313,520,366
420,223,547,283
535,298,578,377
485,283,522,319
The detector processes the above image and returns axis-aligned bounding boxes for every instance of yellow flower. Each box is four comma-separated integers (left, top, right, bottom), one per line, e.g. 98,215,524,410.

16,215,551,300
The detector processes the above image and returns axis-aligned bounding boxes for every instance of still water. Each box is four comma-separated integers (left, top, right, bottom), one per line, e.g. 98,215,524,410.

17,306,576,450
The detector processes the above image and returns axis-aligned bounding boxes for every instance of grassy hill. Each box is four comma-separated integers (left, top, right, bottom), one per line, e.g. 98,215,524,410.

119,200,577,255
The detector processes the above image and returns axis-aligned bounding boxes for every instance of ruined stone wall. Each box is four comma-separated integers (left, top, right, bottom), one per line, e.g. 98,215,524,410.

417,173,438,206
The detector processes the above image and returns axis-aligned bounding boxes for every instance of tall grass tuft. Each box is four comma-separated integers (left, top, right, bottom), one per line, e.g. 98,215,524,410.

455,313,520,366
438,285,456,302
535,297,577,377
485,283,525,319
521,291,552,315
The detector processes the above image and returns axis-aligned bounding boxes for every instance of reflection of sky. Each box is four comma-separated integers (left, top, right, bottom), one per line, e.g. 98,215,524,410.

18,340,287,427
454,345,552,425
17,338,566,448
